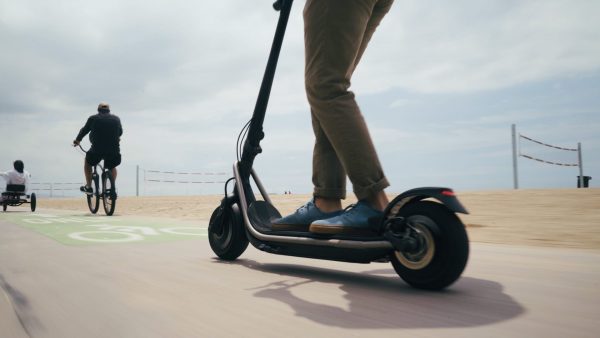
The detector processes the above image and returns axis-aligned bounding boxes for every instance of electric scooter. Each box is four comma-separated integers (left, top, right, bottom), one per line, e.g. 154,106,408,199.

208,0,469,290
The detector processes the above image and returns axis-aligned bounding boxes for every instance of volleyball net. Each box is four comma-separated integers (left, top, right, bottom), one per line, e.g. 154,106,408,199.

518,134,579,167
511,124,585,188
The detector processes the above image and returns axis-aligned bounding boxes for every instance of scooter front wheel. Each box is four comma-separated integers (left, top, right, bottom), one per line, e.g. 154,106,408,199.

208,202,249,260
390,201,469,290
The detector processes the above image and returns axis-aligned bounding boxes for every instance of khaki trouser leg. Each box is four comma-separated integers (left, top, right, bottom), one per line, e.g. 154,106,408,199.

305,0,393,200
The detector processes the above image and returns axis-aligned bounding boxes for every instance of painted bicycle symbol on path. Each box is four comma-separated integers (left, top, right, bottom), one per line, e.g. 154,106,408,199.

68,223,206,243
8,213,208,245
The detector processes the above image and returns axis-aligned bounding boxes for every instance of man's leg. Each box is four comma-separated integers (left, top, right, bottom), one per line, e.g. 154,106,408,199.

304,0,391,204
311,108,345,212
356,0,394,211
84,150,103,189
84,159,92,187
352,0,394,75
274,0,393,228
106,153,121,183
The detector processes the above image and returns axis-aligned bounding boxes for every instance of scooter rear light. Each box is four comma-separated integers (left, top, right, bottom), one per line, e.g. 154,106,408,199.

441,190,455,196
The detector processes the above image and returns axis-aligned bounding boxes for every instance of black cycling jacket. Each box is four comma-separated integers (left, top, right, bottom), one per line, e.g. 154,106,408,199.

76,113,123,153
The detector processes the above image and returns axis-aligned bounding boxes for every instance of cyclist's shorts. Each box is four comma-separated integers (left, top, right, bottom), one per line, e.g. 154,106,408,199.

86,150,121,169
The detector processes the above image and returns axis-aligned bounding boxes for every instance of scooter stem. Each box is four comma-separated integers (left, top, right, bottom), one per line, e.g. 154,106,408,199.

239,0,294,179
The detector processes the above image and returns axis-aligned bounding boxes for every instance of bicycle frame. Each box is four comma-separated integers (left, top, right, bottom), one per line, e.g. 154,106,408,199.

77,144,108,176
76,144,116,215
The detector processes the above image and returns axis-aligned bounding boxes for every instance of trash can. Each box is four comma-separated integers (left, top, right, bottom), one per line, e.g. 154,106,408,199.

577,176,591,188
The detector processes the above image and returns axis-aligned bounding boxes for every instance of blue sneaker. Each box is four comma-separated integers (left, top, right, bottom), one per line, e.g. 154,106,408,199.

309,201,383,235
272,198,343,231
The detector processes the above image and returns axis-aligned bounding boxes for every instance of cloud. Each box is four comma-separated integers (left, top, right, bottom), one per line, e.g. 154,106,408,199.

1,0,599,195
355,0,600,93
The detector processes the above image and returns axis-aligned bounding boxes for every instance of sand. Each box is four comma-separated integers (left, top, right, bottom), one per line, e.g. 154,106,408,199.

38,188,600,250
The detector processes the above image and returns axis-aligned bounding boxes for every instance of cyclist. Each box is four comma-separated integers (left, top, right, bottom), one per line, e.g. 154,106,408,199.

73,102,123,195
0,160,31,199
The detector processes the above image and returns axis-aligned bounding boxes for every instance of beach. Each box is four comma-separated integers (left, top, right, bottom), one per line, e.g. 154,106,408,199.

39,188,600,250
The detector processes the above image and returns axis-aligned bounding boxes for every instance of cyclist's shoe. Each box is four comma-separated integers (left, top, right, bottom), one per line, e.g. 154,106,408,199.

309,201,382,236
106,189,117,200
80,185,93,195
272,198,343,231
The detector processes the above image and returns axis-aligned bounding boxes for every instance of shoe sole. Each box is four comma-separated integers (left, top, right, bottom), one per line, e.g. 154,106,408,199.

271,223,310,232
309,224,375,236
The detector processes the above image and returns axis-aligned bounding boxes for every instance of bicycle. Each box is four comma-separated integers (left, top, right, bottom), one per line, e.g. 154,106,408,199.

77,145,117,216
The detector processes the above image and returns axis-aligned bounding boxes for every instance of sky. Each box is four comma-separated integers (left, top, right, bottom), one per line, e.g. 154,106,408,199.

1,0,599,197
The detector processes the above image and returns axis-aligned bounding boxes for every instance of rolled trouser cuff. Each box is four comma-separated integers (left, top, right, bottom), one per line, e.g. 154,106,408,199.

354,176,390,201
314,187,347,200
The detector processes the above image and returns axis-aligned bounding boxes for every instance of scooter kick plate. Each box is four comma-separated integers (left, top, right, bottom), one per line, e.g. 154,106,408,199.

248,200,282,232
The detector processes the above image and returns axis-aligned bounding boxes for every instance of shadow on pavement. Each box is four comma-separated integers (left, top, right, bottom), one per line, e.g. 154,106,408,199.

0,274,42,335
219,259,525,329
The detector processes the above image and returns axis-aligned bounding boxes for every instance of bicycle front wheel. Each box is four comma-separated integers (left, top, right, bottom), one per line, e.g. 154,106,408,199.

87,174,100,214
102,171,117,216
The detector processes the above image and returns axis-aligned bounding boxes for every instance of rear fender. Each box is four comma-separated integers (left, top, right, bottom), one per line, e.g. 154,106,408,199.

384,187,468,216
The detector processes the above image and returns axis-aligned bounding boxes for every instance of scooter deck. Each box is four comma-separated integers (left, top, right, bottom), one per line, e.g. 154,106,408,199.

265,228,386,241
246,231,392,264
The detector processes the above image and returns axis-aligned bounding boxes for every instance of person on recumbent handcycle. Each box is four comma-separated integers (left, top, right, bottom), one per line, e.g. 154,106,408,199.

0,160,31,201
73,102,123,195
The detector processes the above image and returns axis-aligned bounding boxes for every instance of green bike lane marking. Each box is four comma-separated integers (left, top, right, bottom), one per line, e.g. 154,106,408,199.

0,209,208,246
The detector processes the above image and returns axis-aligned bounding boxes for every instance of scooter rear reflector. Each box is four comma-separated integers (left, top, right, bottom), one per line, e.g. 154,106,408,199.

441,190,455,196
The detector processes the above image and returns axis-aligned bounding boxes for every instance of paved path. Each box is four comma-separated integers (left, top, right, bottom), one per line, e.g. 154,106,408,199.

1,208,599,337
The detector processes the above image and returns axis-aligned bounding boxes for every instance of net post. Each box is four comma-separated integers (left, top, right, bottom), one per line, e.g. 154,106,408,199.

136,165,140,197
578,143,584,188
512,124,519,189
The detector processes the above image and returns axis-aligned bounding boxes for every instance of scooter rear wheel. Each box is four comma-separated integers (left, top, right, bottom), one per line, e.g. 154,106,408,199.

390,201,469,290
208,202,249,260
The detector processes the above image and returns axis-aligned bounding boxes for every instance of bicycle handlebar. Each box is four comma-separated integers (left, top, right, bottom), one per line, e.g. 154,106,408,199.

76,144,88,153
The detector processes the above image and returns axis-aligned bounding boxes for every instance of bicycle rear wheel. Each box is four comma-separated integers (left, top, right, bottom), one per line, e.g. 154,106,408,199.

102,170,116,216
87,174,100,214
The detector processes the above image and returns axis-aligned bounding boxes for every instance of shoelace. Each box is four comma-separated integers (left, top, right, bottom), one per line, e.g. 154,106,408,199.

341,202,377,218
343,203,357,213
295,201,313,214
